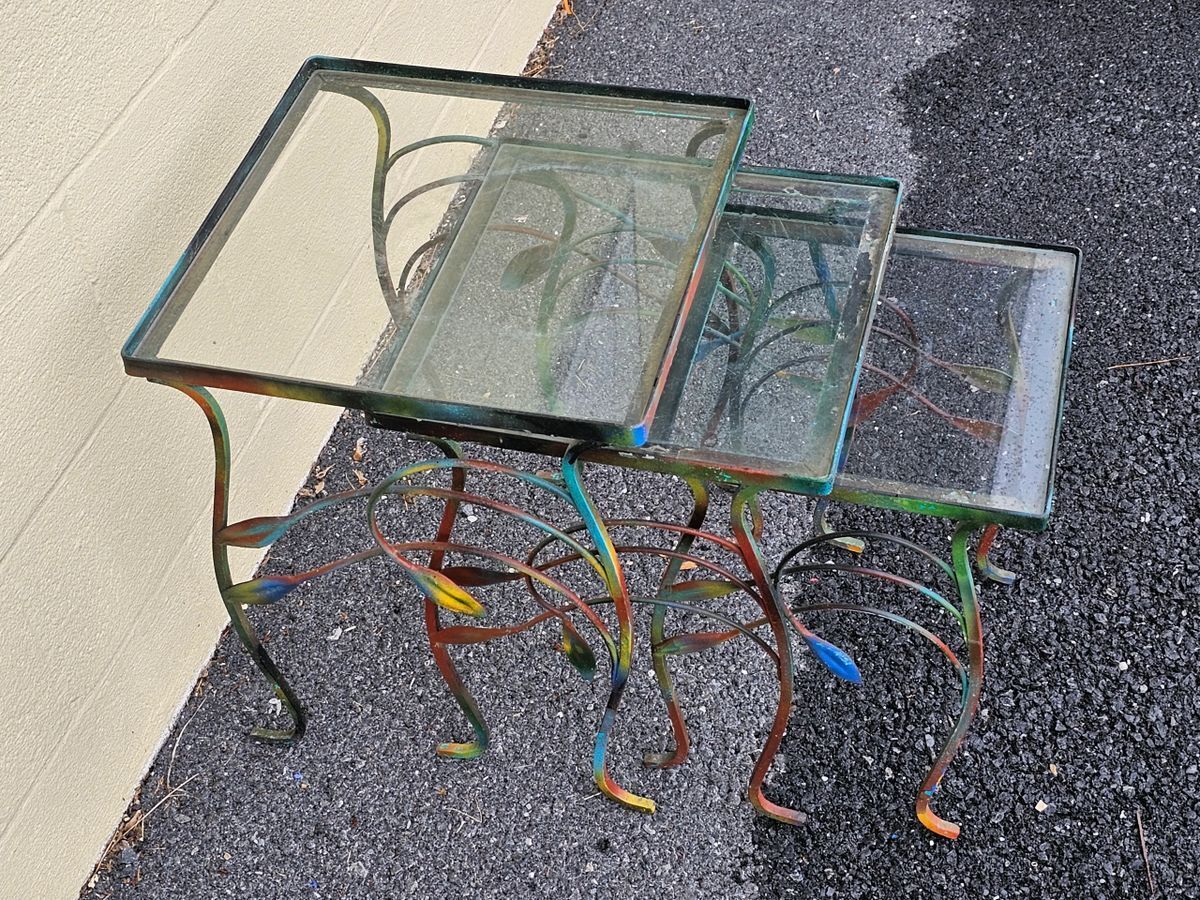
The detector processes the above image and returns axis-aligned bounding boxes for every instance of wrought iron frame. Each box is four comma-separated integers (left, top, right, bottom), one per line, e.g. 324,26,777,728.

124,61,1076,843
166,380,1018,838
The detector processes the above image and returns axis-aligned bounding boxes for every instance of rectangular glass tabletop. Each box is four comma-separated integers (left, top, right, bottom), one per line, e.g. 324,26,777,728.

832,229,1079,529
122,56,753,447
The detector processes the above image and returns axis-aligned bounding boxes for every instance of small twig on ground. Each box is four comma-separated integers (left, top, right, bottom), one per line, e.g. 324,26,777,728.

166,699,206,791
138,773,200,826
1136,807,1157,897
447,805,483,824
87,773,200,888
1106,355,1190,370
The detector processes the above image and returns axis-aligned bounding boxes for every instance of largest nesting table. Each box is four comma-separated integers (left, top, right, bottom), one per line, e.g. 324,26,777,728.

123,57,1078,839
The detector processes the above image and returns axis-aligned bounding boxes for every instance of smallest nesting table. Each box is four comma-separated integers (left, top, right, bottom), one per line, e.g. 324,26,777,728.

123,56,1077,839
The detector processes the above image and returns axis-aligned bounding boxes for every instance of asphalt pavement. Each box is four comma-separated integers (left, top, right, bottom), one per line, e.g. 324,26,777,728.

84,1,1198,898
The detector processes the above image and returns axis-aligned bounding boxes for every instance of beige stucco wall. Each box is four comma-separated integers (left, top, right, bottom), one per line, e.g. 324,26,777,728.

0,3,557,896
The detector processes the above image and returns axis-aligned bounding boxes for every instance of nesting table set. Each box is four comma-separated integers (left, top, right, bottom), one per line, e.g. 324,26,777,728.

123,57,1077,839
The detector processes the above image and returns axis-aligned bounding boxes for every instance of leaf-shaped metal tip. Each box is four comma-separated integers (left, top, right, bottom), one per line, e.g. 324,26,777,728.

948,413,1004,444
804,633,863,684
656,629,739,656
218,516,290,548
780,321,836,345
222,576,296,606
946,362,1014,394
439,565,522,587
776,371,824,395
499,244,555,290
561,623,596,682
417,568,486,618
647,235,685,264
661,579,740,603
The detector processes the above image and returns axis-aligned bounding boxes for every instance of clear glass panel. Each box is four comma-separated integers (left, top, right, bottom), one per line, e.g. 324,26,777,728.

648,169,900,489
365,142,716,425
836,232,1076,519
127,59,751,445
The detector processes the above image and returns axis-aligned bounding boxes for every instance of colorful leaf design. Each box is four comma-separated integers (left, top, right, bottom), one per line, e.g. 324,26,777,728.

944,362,1013,394
561,622,597,682
434,624,517,645
946,413,1004,443
803,632,862,684
412,568,486,618
770,318,837,345
656,628,740,656
218,516,291,548
776,371,823,395
500,244,555,290
222,576,297,606
660,579,739,603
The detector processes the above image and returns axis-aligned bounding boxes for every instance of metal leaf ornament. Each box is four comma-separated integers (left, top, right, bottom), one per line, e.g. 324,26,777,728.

944,362,1013,394
411,567,486,618
500,244,555,290
222,576,297,606
647,235,685,264
439,565,522,587
561,622,597,682
660,579,739,603
803,632,863,684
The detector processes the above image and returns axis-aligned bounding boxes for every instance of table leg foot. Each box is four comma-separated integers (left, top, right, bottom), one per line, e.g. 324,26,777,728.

223,597,307,743
773,522,989,838
423,439,490,760
643,599,691,769
730,488,812,826
167,383,309,742
915,523,985,840
427,600,489,760
977,523,1017,585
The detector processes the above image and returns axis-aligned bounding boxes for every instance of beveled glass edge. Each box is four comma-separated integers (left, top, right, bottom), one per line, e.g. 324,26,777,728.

307,55,755,113
645,164,903,491
629,105,756,442
830,227,1082,530
121,56,756,448
129,356,640,447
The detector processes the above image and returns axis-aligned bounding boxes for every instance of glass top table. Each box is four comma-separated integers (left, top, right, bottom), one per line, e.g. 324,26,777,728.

832,229,1078,529
122,56,753,447
120,57,1079,844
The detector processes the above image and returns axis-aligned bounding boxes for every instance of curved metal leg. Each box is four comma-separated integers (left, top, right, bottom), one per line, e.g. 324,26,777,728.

730,488,807,825
167,383,305,743
916,523,984,839
562,446,655,814
422,438,489,760
644,476,709,769
976,523,1017,585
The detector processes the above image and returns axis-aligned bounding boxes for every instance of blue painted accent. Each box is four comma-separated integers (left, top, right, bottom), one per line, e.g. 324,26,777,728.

804,633,863,684
592,712,615,771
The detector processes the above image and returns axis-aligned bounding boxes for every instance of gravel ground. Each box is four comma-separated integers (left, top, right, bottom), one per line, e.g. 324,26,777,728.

84,1,1198,898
